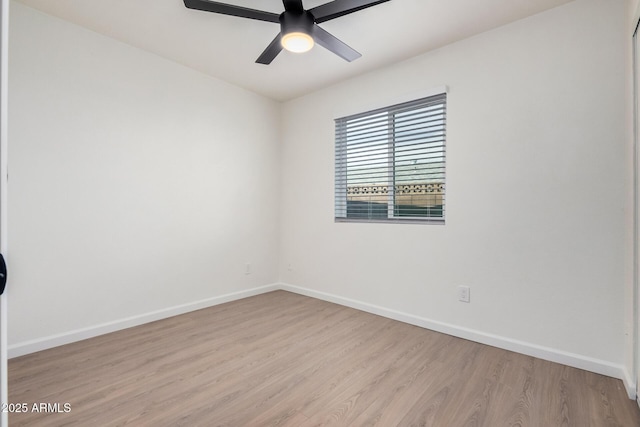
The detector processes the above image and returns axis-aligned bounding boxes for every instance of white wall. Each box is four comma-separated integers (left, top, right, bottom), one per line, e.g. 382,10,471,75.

280,0,628,376
8,2,281,350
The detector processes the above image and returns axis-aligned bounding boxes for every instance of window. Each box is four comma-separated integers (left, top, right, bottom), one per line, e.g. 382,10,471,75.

335,93,447,223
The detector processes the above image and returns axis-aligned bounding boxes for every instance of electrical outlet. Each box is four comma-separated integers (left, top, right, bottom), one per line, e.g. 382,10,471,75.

458,286,470,303
245,263,251,275
287,263,293,271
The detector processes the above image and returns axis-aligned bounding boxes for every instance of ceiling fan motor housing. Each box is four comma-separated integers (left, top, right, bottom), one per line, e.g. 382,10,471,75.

280,10,315,36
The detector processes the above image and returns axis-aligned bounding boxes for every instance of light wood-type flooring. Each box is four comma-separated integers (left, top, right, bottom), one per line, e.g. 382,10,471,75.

8,291,640,426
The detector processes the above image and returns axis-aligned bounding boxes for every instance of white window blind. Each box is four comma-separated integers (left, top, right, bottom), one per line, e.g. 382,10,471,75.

335,93,446,223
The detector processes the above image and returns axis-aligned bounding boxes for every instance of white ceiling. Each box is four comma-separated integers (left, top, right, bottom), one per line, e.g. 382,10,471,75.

15,0,572,101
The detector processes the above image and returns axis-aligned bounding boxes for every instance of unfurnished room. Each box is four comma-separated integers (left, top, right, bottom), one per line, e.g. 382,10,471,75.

0,0,639,425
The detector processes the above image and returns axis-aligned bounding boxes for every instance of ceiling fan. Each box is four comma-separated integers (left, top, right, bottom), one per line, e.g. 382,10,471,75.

183,0,390,64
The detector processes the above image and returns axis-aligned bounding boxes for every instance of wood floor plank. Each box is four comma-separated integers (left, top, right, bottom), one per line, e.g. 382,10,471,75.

8,291,640,426
300,331,450,425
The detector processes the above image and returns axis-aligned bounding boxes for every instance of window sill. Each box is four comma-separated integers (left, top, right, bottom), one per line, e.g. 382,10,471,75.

335,217,445,225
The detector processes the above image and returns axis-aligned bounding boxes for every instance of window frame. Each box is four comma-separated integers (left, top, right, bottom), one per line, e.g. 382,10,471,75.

334,91,447,225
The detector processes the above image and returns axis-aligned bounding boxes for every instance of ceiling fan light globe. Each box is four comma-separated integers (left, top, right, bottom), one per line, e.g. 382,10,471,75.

281,32,314,53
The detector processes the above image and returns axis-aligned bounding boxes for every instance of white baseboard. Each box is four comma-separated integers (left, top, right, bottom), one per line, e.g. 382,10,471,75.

9,281,638,401
278,283,637,399
8,284,279,358
622,367,638,400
